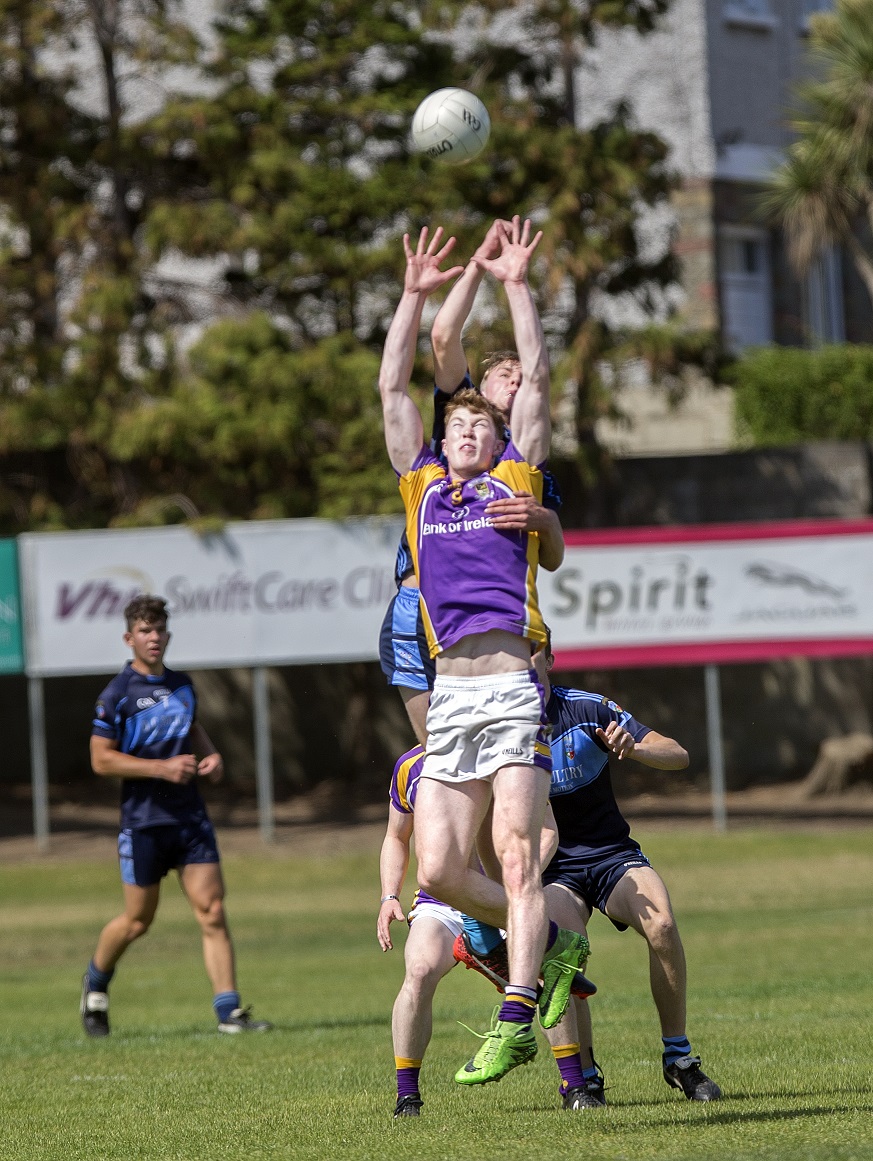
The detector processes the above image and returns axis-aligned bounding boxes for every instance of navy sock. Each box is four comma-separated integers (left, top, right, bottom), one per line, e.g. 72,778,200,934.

213,990,241,1023
462,916,504,955
87,960,114,993
663,1035,693,1066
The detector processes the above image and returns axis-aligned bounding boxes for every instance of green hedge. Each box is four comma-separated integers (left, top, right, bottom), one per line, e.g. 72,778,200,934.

727,344,873,444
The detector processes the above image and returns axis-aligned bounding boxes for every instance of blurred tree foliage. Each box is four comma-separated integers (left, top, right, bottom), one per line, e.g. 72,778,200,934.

0,0,682,531
728,344,873,444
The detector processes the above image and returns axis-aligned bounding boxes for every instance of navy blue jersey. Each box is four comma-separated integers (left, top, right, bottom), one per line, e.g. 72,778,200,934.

547,685,651,858
92,663,206,830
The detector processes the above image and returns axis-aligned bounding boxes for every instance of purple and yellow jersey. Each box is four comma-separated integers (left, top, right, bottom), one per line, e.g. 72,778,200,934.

389,745,442,909
399,442,547,659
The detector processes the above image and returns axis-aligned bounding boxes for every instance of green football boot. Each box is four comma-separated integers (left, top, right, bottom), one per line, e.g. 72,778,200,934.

539,929,591,1030
454,1010,538,1085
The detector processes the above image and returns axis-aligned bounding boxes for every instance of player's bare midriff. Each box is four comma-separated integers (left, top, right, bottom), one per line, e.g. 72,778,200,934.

436,628,533,677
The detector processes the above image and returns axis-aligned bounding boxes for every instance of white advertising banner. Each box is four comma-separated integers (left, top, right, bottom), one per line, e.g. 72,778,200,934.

19,515,873,677
543,519,873,669
20,517,404,676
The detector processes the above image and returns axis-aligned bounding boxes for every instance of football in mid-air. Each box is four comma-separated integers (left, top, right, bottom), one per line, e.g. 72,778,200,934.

411,88,491,165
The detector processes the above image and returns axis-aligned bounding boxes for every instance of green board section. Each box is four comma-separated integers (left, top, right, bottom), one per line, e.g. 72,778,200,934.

0,539,23,673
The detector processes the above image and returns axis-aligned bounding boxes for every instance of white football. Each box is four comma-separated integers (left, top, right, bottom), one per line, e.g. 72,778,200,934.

411,88,491,166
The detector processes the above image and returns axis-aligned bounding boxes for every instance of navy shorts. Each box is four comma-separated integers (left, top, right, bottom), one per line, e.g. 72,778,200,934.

543,845,652,931
378,584,435,692
118,818,220,888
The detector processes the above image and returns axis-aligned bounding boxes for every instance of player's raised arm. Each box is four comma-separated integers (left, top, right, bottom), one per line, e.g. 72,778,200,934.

379,227,464,476
431,219,509,393
472,216,550,465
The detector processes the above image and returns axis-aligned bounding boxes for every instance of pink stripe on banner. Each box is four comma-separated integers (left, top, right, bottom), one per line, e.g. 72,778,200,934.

563,518,873,548
552,637,873,671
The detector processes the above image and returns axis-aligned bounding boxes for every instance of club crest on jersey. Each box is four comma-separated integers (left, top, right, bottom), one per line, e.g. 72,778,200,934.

473,479,492,500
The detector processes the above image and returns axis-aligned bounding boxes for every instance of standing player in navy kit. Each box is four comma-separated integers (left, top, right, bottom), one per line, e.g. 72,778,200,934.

80,595,271,1038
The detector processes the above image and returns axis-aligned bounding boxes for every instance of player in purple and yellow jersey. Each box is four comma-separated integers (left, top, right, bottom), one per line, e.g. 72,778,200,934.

378,744,498,1117
80,596,270,1038
379,746,598,1118
378,221,564,746
378,216,589,1087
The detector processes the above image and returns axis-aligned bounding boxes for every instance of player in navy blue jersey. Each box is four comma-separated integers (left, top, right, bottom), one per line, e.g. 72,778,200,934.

79,595,271,1038
378,219,564,745
529,629,722,1106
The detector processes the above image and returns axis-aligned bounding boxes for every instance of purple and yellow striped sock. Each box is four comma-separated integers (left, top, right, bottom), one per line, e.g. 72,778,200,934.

551,1042,585,1092
395,1056,422,1100
498,984,538,1026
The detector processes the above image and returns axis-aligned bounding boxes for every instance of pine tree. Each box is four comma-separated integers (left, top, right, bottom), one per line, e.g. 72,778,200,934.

0,0,679,529
132,0,678,522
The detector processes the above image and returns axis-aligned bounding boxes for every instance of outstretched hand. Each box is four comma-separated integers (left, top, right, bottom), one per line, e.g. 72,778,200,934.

471,215,543,284
403,226,465,295
474,218,513,264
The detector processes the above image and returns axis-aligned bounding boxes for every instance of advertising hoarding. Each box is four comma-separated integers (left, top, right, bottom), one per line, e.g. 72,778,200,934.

20,516,873,678
20,517,404,677
0,538,24,674
542,519,873,669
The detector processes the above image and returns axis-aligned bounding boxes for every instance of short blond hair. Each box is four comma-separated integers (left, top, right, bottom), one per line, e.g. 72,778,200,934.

444,388,505,437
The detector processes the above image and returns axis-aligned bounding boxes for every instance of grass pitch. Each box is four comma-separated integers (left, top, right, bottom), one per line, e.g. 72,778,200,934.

1,826,872,1160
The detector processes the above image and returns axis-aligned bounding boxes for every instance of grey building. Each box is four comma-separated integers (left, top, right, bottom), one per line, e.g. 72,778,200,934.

576,0,869,354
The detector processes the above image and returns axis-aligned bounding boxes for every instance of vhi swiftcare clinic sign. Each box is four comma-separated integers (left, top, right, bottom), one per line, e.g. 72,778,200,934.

19,518,404,676
541,519,873,669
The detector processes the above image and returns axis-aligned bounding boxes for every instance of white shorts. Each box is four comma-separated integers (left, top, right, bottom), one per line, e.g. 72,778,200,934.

422,669,552,783
408,899,465,938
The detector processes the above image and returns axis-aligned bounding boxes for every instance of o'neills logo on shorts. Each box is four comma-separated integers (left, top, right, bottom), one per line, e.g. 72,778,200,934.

503,747,523,756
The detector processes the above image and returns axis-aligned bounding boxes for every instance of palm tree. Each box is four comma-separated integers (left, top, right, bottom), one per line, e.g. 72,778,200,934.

763,0,873,307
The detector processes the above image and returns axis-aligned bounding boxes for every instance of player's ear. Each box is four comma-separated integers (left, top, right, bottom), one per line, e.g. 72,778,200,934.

494,438,505,459
123,630,133,648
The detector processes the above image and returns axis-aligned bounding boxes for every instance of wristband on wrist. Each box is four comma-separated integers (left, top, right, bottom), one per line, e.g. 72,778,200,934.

381,894,399,903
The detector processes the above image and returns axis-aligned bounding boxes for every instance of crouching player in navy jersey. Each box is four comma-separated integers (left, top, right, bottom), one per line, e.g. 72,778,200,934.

532,630,722,1106
80,596,271,1038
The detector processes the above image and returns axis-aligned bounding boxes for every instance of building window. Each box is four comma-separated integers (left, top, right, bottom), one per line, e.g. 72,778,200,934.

803,247,844,345
719,230,774,352
723,0,777,29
